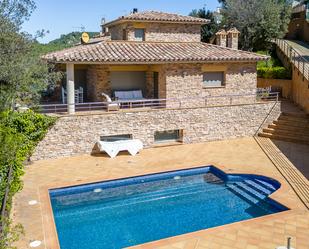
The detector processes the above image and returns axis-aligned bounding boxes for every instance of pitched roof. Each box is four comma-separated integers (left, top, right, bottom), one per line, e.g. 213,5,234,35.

103,11,209,27
42,41,269,64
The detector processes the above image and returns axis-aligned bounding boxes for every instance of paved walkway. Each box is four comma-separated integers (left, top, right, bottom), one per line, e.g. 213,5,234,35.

279,39,309,81
271,139,309,180
256,137,309,209
285,40,309,57
12,137,309,249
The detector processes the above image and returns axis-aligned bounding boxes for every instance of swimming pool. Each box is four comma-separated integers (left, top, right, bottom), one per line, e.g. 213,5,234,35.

49,166,288,249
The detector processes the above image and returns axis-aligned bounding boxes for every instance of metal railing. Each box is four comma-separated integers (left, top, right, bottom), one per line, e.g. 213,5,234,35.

274,38,309,81
37,92,279,114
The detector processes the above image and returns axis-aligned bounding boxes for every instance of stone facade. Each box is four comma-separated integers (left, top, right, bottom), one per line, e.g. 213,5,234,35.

84,62,257,106
109,22,201,42
86,65,111,101
32,101,280,160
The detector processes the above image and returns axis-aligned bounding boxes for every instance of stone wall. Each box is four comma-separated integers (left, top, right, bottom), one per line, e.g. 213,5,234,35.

257,78,292,99
109,22,201,42
164,62,257,107
85,62,257,105
291,66,309,113
31,101,281,160
87,65,111,101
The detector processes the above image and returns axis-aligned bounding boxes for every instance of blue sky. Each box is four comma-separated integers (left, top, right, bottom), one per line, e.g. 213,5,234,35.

22,0,219,43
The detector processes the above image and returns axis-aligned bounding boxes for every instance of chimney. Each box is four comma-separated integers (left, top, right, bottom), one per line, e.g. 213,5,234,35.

101,18,108,34
227,27,240,49
215,29,227,47
133,8,138,14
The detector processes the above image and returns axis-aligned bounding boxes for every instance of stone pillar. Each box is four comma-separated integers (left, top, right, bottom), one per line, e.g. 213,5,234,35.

66,63,75,114
215,29,227,47
227,27,240,50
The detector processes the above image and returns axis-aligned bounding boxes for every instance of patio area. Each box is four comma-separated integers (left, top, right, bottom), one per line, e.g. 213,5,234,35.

12,137,309,249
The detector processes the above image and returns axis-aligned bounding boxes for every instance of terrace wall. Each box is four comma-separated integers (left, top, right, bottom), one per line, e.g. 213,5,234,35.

31,101,281,161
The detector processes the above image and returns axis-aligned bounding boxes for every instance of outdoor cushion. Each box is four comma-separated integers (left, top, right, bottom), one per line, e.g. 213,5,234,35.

133,90,143,99
96,139,143,158
114,90,144,100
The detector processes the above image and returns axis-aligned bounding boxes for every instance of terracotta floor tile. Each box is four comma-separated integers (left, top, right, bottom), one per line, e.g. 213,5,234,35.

11,137,309,249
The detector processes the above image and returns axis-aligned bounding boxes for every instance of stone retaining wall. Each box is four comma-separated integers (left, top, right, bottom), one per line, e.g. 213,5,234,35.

257,78,292,99
32,102,281,161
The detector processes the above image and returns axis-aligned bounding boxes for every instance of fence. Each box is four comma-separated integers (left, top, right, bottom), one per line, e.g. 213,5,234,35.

37,92,279,114
274,38,309,81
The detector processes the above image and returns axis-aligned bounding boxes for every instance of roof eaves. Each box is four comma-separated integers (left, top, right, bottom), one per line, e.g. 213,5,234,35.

103,17,209,27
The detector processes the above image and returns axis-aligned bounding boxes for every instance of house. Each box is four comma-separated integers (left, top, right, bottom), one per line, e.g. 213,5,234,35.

43,10,267,113
33,10,279,160
286,0,309,42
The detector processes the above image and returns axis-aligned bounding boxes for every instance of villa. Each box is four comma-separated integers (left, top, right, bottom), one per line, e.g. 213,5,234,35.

11,9,309,249
33,10,279,160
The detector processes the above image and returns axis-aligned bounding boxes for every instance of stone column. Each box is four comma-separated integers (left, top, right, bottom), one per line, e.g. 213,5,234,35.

66,63,75,114
227,27,240,50
215,29,227,47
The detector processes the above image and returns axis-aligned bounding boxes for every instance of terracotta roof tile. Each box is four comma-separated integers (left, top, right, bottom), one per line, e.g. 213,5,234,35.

103,11,209,26
42,41,269,64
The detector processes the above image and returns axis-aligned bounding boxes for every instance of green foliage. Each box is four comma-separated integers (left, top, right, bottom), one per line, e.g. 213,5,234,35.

0,110,56,247
33,32,100,55
189,8,220,42
222,0,292,51
256,49,291,79
256,50,284,68
0,0,62,111
257,66,291,79
0,218,24,249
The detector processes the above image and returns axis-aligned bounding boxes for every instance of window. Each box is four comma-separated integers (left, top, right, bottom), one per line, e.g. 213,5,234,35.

203,72,225,87
100,134,132,142
134,28,145,41
154,130,182,143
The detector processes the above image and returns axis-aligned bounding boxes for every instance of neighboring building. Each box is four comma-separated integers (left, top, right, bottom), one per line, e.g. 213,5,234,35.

286,0,309,42
34,10,277,160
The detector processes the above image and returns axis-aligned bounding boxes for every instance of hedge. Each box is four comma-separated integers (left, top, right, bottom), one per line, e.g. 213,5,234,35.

0,110,56,248
257,66,291,79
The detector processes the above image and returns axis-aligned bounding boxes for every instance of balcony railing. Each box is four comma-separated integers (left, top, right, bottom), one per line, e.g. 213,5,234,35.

274,38,309,81
36,92,279,114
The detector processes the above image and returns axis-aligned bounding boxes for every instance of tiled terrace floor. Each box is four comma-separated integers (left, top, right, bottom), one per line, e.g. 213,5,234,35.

12,137,309,249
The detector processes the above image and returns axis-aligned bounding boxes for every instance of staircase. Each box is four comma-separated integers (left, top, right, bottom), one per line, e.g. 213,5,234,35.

258,110,309,144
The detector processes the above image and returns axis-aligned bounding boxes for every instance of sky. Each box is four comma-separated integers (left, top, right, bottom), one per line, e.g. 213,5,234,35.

22,0,219,43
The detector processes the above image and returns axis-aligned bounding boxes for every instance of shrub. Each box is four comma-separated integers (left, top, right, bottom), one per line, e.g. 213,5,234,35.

257,66,291,79
0,110,56,247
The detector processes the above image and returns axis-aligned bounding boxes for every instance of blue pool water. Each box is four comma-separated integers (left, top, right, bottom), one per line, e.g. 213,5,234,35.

50,166,288,249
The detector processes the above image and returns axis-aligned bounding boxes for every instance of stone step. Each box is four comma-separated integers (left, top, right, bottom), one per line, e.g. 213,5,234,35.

263,127,309,138
281,112,309,118
278,115,309,124
258,132,309,144
268,123,309,134
273,119,309,129
267,124,309,136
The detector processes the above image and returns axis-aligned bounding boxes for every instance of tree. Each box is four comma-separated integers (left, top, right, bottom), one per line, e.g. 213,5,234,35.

222,0,292,51
0,0,62,111
189,7,220,43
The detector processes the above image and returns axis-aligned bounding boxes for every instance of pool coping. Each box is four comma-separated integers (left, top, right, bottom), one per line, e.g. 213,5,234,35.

39,164,294,249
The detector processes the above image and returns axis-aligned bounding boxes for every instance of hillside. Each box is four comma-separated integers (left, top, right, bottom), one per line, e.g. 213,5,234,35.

34,31,100,55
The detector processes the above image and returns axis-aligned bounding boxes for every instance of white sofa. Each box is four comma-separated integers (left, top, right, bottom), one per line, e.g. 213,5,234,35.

114,90,145,101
